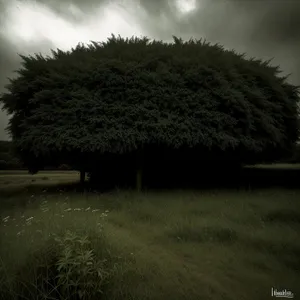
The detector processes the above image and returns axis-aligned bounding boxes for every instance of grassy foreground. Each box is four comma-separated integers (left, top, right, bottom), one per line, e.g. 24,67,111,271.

0,170,300,300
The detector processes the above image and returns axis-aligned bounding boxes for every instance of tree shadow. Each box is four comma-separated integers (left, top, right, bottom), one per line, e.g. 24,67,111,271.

1,165,299,201
87,163,300,191
143,165,300,190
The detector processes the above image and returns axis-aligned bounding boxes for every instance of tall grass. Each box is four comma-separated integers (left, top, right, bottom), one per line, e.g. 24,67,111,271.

0,172,300,299
0,195,116,299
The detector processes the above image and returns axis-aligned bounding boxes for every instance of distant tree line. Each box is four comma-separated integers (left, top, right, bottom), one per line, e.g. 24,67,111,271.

0,141,72,170
0,141,22,170
284,142,300,163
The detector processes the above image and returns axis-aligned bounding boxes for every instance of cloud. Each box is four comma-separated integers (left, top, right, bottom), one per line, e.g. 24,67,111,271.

0,0,299,140
0,0,145,139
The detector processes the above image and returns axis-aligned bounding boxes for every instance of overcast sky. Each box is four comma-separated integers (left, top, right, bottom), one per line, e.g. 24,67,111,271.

0,0,299,140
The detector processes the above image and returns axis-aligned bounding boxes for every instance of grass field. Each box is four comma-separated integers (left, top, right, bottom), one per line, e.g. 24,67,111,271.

0,167,300,300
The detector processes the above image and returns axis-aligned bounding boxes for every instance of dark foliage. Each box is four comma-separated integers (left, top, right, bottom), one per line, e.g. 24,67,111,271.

0,140,22,169
286,143,300,163
0,35,299,187
0,140,66,170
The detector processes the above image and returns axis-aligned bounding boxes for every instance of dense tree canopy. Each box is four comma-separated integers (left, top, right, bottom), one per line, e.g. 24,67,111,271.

0,35,299,181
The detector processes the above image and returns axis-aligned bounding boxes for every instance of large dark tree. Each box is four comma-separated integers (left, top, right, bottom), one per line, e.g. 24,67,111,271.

0,35,299,189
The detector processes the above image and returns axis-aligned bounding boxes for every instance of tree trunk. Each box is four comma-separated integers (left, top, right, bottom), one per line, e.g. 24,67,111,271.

80,170,85,185
136,167,142,192
136,149,143,192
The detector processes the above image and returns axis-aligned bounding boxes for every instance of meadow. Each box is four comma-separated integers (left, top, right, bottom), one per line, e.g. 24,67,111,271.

0,166,300,300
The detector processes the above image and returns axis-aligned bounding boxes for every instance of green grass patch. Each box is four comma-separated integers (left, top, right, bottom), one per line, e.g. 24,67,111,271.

0,171,300,299
262,210,300,224
166,224,238,244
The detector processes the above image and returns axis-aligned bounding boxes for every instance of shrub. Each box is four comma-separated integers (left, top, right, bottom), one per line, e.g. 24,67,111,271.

0,231,111,300
54,230,109,299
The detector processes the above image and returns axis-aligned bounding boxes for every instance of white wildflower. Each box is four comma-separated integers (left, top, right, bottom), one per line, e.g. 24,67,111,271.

92,209,99,213
26,217,33,222
74,208,81,211
64,208,72,212
85,207,91,211
2,216,10,222
105,210,109,213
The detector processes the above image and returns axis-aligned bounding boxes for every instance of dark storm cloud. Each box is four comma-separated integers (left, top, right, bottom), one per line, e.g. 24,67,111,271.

1,0,300,140
137,0,300,80
0,37,18,140
0,37,13,132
